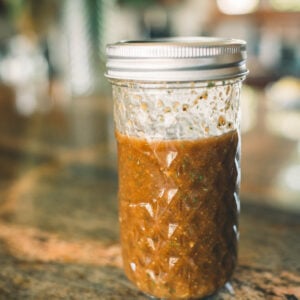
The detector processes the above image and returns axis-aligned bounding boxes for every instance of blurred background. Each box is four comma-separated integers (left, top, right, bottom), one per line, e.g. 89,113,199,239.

0,0,299,215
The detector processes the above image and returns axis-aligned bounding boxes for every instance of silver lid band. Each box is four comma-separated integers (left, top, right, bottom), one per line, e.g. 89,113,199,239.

106,37,248,82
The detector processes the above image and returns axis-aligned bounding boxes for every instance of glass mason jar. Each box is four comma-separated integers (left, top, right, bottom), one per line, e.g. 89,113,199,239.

106,38,248,299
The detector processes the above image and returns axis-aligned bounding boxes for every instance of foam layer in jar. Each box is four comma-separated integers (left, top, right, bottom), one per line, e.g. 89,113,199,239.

112,80,242,140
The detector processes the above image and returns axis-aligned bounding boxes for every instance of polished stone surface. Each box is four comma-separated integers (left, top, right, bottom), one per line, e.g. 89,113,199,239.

0,83,299,299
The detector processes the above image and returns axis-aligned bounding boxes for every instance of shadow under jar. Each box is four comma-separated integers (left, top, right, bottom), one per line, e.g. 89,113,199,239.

106,38,248,299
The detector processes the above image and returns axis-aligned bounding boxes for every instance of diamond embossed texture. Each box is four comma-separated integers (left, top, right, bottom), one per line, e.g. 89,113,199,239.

117,131,239,299
114,80,241,299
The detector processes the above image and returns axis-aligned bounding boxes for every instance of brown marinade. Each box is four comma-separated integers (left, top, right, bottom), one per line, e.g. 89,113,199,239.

116,130,239,299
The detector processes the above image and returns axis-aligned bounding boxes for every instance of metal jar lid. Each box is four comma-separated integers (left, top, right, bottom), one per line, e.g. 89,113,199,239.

105,37,248,82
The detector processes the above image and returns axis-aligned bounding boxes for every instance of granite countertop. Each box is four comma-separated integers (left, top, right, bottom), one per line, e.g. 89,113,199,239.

0,84,299,299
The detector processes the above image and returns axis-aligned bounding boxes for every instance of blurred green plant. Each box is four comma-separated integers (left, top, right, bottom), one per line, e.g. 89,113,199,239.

6,0,24,20
118,0,156,8
5,0,60,37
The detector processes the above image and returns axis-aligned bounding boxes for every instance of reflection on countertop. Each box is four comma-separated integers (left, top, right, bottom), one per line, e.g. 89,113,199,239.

0,82,299,299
